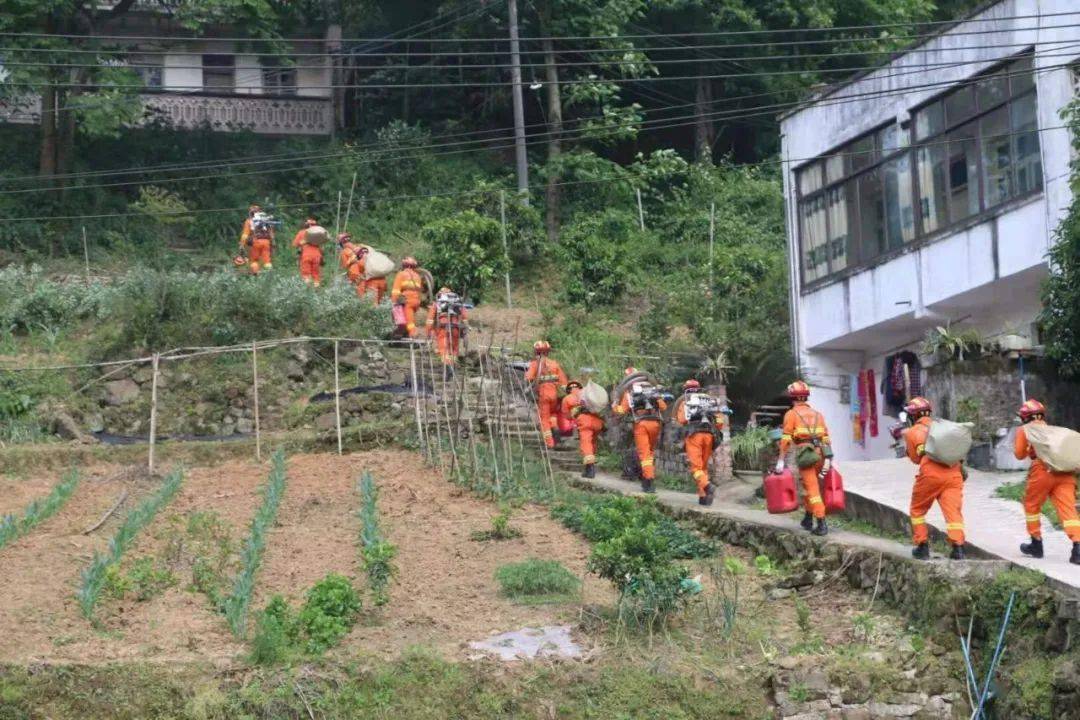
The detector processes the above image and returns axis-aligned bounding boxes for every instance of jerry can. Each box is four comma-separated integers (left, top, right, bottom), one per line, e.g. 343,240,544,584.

763,469,798,514
391,303,407,329
822,467,846,513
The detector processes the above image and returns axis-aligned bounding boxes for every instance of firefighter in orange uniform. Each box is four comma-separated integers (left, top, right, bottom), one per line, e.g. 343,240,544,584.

676,379,725,506
613,368,667,494
247,220,274,275
561,380,605,479
239,204,261,248
1014,399,1080,565
390,257,424,336
357,248,388,305
903,396,966,560
776,381,831,536
293,217,323,286
337,233,362,284
425,287,467,366
524,341,568,449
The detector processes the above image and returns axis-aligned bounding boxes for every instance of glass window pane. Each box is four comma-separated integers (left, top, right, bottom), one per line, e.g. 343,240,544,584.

976,68,1009,111
824,154,844,184
917,144,950,234
848,135,876,173
884,155,915,248
1010,94,1042,195
800,195,829,283
944,84,975,127
879,123,904,153
915,101,945,140
980,106,1013,207
858,169,886,261
826,184,855,273
947,122,980,223
1009,55,1034,95
798,162,822,196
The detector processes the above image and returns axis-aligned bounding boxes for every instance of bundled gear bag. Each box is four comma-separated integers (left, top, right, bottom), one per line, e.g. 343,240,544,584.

581,381,609,414
363,248,395,278
924,419,973,467
630,381,662,415
1023,424,1080,473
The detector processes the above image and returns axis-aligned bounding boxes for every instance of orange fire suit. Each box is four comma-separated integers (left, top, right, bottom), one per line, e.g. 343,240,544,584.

905,416,965,546
779,401,832,520
677,400,725,498
425,305,467,365
391,269,424,336
562,388,605,466
614,390,667,481
340,245,362,284
248,232,273,274
525,356,568,449
1015,421,1080,542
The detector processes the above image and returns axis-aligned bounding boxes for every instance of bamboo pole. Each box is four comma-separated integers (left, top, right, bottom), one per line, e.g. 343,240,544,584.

427,348,447,477
500,190,512,309
334,191,343,238
476,343,502,494
342,172,358,233
636,188,645,231
333,340,343,455
147,352,160,475
409,344,427,458
81,226,91,284
252,340,261,462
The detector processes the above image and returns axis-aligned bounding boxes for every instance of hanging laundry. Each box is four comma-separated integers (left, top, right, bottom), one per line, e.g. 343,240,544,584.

851,374,864,448
867,368,879,437
857,370,869,445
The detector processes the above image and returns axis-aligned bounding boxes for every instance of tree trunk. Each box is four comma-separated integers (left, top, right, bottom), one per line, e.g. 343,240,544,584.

541,36,562,245
694,75,714,165
39,82,59,177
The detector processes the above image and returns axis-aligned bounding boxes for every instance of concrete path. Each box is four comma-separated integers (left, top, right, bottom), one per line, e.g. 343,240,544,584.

841,458,1079,590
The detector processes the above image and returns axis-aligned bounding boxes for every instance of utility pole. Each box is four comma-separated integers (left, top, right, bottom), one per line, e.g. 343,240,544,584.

507,0,529,204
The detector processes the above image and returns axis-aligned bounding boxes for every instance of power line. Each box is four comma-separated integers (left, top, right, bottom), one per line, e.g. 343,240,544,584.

3,19,1080,59
2,55,1070,191
1,10,1075,44
5,44,1080,93
1,119,1068,224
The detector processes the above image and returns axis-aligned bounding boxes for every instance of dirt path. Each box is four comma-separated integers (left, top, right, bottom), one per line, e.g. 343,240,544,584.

334,449,612,659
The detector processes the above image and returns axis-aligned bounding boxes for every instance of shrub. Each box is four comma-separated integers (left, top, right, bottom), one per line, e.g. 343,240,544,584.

223,450,287,637
495,558,581,603
552,495,713,558
554,209,640,305
0,469,80,550
470,506,522,541
250,595,298,666
420,210,508,302
77,468,183,618
298,573,363,653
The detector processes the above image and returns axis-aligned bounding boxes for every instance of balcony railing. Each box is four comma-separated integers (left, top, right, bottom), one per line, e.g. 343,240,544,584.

1,93,333,136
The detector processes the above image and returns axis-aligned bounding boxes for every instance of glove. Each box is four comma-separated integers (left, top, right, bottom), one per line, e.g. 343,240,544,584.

821,459,832,476
775,459,785,474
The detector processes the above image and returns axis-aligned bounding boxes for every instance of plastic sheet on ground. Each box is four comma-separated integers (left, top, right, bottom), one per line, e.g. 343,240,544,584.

467,625,582,661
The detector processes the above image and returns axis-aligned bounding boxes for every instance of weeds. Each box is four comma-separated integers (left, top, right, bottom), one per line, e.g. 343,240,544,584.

250,574,362,664
702,556,744,638
0,469,79,550
358,472,398,607
470,505,523,541
553,494,714,559
77,469,184,618
103,557,177,602
495,558,581,604
223,450,288,637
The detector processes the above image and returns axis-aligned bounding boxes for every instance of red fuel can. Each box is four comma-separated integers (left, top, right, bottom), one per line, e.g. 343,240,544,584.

391,304,407,329
763,469,798,514
822,467,846,513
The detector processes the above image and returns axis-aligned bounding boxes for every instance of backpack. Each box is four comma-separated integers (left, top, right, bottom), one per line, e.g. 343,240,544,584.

684,393,719,424
304,225,329,247
924,419,973,467
1023,424,1080,473
581,381,609,414
363,249,395,279
791,407,825,469
630,382,659,412
435,292,464,318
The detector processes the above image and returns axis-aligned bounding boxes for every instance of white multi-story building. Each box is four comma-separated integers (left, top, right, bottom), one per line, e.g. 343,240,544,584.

780,0,1080,461
0,9,341,136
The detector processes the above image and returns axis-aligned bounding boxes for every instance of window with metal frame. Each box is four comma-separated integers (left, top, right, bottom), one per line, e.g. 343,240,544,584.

261,62,298,96
202,54,235,92
795,51,1042,290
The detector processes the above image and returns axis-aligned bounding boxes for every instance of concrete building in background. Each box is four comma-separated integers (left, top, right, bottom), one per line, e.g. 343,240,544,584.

0,8,341,136
780,0,1080,461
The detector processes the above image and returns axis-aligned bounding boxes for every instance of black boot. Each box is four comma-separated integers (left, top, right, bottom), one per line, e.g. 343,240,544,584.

583,464,596,479
1020,537,1044,559
812,518,828,536
641,479,655,494
699,483,716,507
949,543,966,561
800,512,814,531
911,543,930,560
1071,543,1080,566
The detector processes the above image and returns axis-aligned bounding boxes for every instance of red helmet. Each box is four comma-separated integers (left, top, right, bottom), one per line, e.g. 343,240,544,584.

355,244,369,256
402,256,418,268
533,340,551,354
232,255,248,267
1018,399,1046,422
337,232,351,245
305,217,319,228
904,396,933,417
566,380,583,391
683,379,702,392
624,366,638,376
786,381,810,400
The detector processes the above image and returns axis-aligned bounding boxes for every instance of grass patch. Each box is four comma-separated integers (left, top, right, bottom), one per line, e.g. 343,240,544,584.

250,573,363,665
223,450,287,637
77,469,184,619
103,557,177,602
470,506,523,541
0,468,79,549
995,480,1061,529
552,493,715,558
358,472,398,607
495,558,581,604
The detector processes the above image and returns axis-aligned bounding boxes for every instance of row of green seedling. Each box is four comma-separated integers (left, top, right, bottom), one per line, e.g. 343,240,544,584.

358,472,397,606
77,469,184,618
223,449,288,637
0,469,80,551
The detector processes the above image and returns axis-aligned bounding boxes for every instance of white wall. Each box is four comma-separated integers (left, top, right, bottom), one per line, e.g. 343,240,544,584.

162,52,202,92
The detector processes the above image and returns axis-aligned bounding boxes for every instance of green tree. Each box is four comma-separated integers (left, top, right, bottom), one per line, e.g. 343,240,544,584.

420,210,508,302
1041,101,1080,376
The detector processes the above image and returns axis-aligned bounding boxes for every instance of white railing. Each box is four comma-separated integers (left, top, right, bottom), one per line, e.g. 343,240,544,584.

0,93,333,136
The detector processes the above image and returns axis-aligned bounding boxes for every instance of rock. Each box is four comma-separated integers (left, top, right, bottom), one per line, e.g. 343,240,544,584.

769,588,795,601
777,570,824,589
289,345,311,364
235,419,255,434
868,701,921,717
86,413,105,433
468,377,501,393
132,366,154,384
776,656,801,670
286,361,305,381
803,670,831,698
338,348,366,368
840,708,870,720
104,379,140,406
